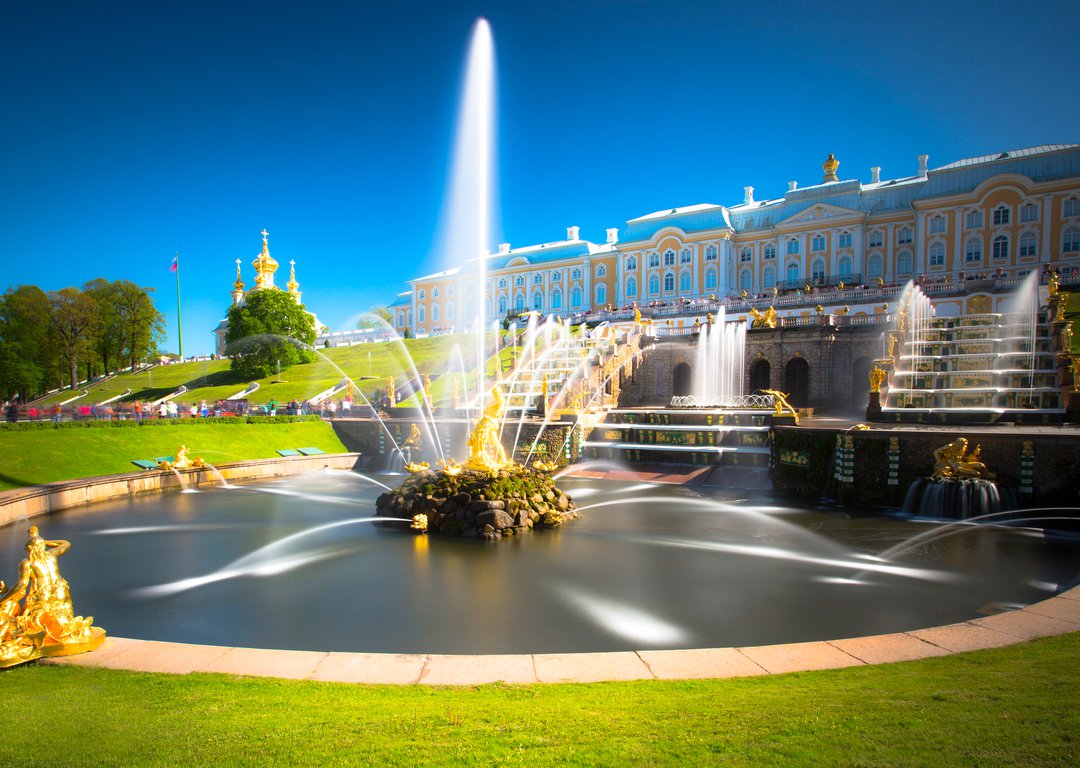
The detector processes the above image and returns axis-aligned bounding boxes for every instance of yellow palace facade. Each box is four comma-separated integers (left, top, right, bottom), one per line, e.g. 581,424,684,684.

391,145,1080,336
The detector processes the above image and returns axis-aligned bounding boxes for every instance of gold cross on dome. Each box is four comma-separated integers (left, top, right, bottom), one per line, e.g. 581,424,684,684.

261,228,269,243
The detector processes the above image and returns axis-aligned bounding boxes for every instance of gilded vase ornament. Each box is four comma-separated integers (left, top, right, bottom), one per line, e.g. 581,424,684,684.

822,152,840,182
1,526,105,668
932,437,993,480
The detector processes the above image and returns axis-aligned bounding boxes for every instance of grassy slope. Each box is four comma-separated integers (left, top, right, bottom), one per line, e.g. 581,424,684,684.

0,421,347,490
0,632,1077,766
35,335,478,407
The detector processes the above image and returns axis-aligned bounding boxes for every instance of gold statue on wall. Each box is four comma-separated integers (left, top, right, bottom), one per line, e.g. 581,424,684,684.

748,306,778,329
465,385,511,472
422,374,432,406
1,526,105,668
386,377,395,405
932,437,993,480
403,423,422,450
1048,270,1060,298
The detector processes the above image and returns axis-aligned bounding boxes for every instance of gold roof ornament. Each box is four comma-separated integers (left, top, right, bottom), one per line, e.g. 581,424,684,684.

287,259,300,294
822,153,840,182
232,258,245,292
252,228,279,290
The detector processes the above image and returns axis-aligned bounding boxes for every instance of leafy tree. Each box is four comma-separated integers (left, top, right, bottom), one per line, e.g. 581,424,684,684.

0,285,57,400
83,278,121,376
113,280,166,370
225,289,316,380
47,288,103,390
357,305,393,330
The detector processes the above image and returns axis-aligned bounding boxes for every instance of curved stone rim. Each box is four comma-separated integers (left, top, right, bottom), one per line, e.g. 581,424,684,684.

6,457,1079,684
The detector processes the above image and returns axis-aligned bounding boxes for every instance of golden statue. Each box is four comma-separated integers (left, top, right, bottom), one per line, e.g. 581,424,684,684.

932,438,993,480
410,514,429,532
386,377,395,405
822,152,840,182
1062,321,1074,353
634,307,642,325
1069,355,1080,393
423,374,432,405
157,445,204,471
1048,271,1060,298
465,385,511,472
869,366,887,393
706,312,714,325
748,307,777,329
532,459,558,473
1057,300,1068,322
762,389,799,425
838,281,845,291
437,458,462,476
541,374,549,401
1,526,105,668
897,303,908,332
815,304,824,315
403,423,422,450
405,461,430,474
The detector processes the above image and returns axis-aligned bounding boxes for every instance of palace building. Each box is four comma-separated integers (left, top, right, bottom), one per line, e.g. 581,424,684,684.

390,144,1080,336
212,230,323,356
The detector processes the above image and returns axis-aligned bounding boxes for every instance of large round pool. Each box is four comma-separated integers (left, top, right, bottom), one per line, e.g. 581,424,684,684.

4,469,1077,654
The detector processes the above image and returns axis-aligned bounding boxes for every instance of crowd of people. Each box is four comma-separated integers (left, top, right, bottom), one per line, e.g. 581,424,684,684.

3,395,370,423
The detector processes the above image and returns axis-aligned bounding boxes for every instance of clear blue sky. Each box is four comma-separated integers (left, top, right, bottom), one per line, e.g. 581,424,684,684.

2,0,1077,356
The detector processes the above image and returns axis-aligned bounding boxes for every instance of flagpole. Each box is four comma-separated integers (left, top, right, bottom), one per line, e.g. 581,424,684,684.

175,250,184,361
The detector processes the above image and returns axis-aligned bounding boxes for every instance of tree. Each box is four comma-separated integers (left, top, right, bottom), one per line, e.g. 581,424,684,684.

357,305,393,330
47,288,103,390
225,289,316,380
83,278,121,376
0,285,57,400
113,280,166,370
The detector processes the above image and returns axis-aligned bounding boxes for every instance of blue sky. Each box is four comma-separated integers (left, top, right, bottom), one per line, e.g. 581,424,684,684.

2,0,1077,356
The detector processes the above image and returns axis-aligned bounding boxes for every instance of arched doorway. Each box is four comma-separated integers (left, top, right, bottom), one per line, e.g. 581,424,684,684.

672,363,692,396
749,359,771,393
785,357,810,407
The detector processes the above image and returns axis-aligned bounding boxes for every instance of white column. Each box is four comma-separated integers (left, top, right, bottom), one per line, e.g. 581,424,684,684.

885,225,894,280
854,225,865,281
954,209,963,272
915,212,926,274
1042,195,1054,260
615,253,623,306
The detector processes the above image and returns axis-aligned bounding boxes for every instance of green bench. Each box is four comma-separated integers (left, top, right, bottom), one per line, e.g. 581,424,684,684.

276,449,301,457
296,447,326,456
130,459,159,470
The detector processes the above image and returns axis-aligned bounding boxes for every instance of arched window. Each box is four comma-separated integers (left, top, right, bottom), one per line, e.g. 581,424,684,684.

498,278,507,288
595,284,606,306
551,290,562,309
739,269,752,291
810,259,825,283
514,294,525,311
897,251,912,276
1065,227,1080,253
626,277,637,297
992,235,1009,260
965,238,983,263
679,272,691,292
534,273,543,284
498,296,507,315
929,242,946,267
838,257,852,277
867,254,883,279
649,274,660,294
417,289,426,300
515,275,525,286
432,303,440,322
1019,232,1037,258
763,266,776,289
786,263,800,283
533,292,543,310
663,272,675,292
552,270,562,281
571,287,583,307
704,269,717,290
663,250,676,267
596,264,606,277
418,305,426,322
992,205,1010,226
571,268,582,280
432,288,440,298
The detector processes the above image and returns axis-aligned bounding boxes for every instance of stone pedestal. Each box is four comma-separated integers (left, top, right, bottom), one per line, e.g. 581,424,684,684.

866,391,882,421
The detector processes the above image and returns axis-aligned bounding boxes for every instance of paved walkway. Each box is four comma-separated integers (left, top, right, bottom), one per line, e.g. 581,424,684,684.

44,586,1080,685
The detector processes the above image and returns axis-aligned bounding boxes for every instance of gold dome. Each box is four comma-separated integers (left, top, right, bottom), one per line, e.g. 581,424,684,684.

253,228,278,289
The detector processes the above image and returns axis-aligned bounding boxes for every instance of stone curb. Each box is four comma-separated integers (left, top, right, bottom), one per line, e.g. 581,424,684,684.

43,584,1080,685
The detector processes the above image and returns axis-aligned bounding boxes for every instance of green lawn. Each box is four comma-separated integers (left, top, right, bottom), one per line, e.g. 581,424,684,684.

0,420,347,490
0,632,1077,766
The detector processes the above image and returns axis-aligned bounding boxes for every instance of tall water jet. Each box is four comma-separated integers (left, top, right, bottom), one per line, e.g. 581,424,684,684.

436,18,496,415
691,310,747,406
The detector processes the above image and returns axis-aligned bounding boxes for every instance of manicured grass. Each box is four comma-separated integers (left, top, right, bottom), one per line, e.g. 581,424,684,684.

0,632,1077,766
0,421,348,490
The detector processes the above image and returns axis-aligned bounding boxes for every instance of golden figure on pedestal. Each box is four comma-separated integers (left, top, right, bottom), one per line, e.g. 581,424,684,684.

1,526,105,668
748,306,778,329
386,377,395,405
932,437,993,480
465,386,511,472
762,389,799,425
869,366,888,394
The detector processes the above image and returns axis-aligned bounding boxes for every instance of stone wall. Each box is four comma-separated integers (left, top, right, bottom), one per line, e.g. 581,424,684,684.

771,427,1079,508
0,453,362,528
